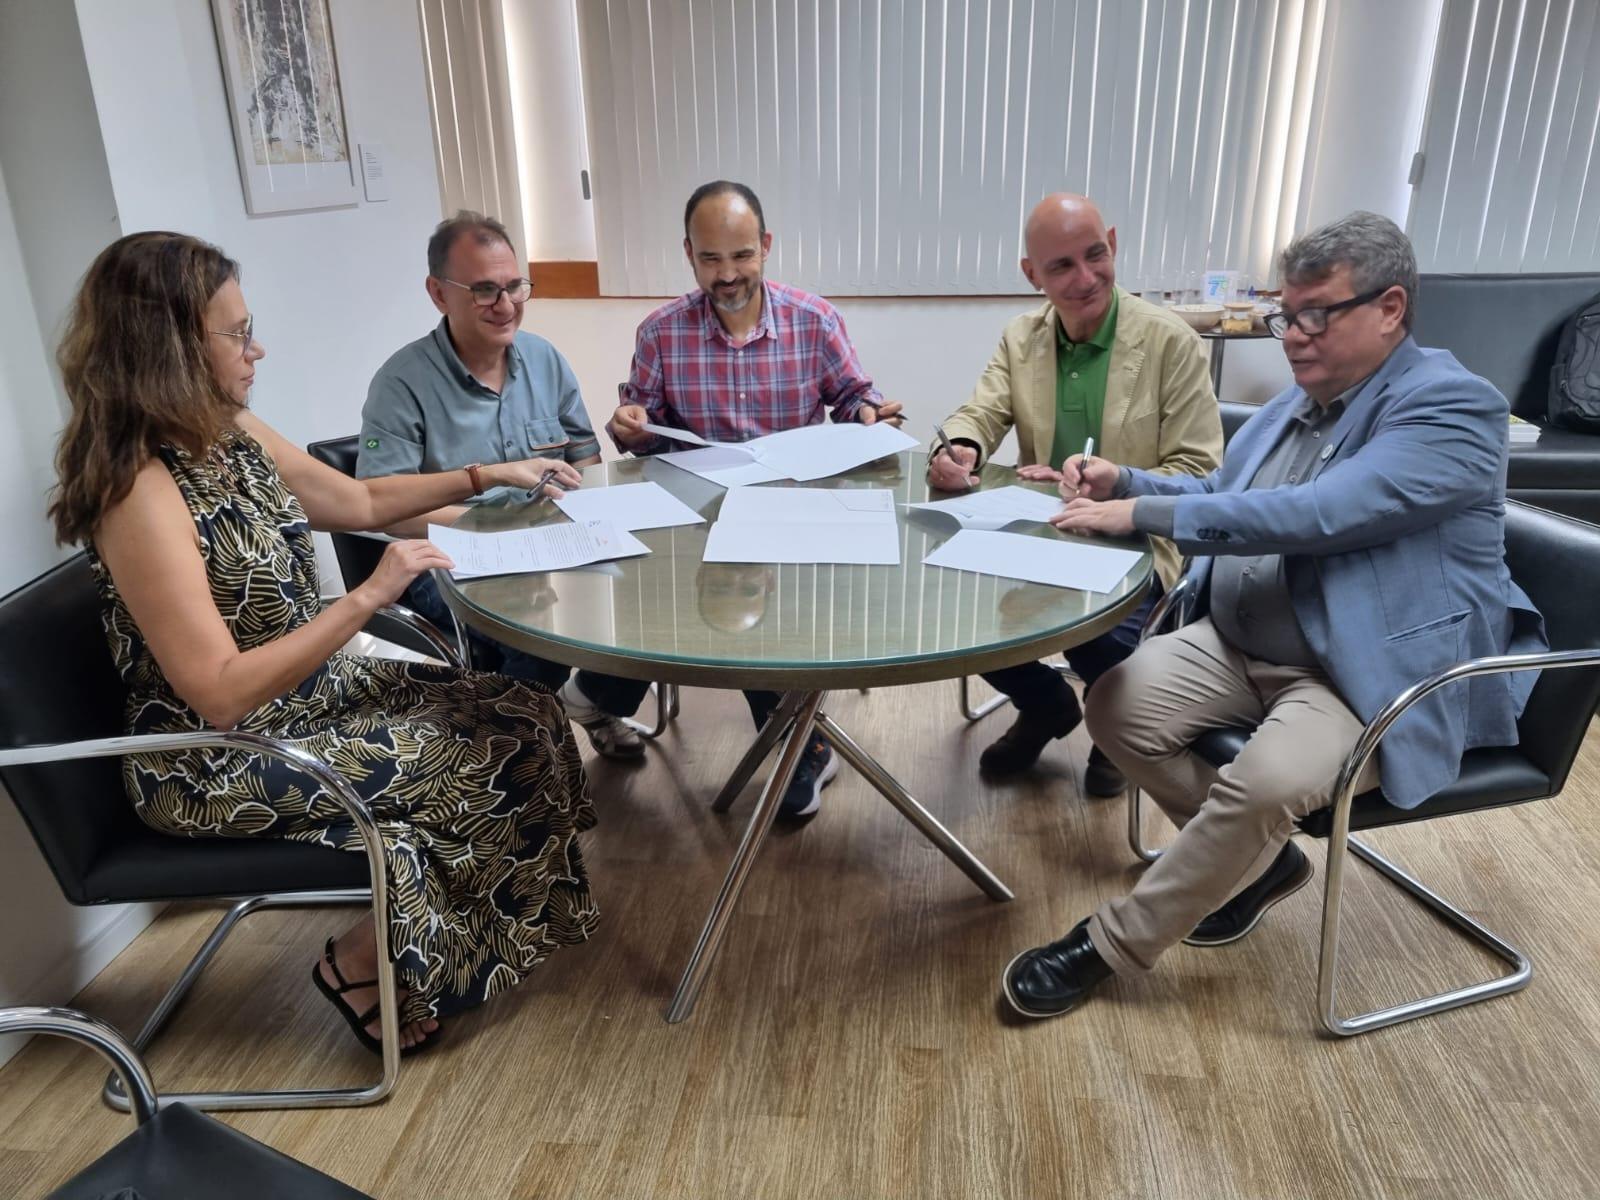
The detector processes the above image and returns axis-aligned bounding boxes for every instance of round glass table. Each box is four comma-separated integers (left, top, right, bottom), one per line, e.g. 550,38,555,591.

437,450,1152,1021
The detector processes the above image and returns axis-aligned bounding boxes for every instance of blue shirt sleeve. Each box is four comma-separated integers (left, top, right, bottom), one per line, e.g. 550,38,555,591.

356,368,426,480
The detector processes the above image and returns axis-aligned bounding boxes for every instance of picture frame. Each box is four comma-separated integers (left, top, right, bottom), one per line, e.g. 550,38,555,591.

209,0,359,214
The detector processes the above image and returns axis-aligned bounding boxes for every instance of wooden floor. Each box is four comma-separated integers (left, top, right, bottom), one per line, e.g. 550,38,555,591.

5,683,1600,1199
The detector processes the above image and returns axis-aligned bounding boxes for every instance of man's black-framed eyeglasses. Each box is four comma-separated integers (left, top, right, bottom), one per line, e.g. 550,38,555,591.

1265,287,1390,339
438,276,534,306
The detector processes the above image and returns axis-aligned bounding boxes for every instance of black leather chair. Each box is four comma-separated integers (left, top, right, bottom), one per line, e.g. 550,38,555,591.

1414,272,1600,524
308,434,683,737
0,1006,372,1198
305,435,469,665
1127,501,1600,1035
0,555,410,1110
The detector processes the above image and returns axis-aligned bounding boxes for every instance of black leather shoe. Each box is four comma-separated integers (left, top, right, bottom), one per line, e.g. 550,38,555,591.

1082,745,1126,797
979,692,1082,775
1184,842,1313,947
1001,918,1114,1019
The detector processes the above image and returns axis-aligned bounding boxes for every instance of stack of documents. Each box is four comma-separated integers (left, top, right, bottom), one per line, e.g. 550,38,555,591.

923,529,1141,593
906,485,1064,530
648,421,917,486
428,520,649,579
552,480,705,531
1508,414,1541,446
702,487,901,565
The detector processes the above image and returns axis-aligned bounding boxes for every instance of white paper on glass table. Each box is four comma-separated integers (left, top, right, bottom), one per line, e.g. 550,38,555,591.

906,485,1065,530
428,519,649,580
552,480,706,531
703,486,901,565
658,445,789,488
651,420,917,487
922,529,1141,593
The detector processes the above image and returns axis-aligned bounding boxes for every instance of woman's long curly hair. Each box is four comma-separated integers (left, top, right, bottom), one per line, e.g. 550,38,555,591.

50,231,242,545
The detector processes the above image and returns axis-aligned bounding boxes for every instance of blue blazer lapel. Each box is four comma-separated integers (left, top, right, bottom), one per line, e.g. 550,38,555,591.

1321,337,1425,463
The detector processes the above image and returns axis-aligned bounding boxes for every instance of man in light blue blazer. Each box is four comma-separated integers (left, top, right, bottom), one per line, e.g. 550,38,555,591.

1000,212,1546,1020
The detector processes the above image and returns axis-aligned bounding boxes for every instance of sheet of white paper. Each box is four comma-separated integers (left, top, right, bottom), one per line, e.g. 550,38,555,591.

429,520,649,579
704,520,901,565
743,421,917,482
907,485,1065,530
658,445,787,487
922,529,1141,593
553,481,706,531
716,486,897,525
641,421,718,448
706,486,901,564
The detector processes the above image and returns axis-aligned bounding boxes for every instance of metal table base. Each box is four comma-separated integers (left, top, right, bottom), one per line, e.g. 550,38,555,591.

666,689,1013,1023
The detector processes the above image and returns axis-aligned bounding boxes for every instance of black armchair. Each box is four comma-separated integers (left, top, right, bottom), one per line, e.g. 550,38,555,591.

0,1006,373,1198
1126,501,1600,1035
0,555,408,1110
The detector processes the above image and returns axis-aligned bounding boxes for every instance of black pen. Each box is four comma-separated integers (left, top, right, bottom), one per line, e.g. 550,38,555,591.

934,422,975,491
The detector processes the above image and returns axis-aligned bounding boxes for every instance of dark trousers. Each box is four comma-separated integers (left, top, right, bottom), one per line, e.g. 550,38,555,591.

980,583,1162,714
404,575,652,718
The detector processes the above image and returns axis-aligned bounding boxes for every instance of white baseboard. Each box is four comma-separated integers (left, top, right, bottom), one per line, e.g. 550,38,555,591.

0,901,163,1069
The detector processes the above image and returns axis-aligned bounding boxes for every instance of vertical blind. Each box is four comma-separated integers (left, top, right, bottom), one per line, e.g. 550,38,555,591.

1409,0,1600,272
418,0,529,263
576,0,1326,297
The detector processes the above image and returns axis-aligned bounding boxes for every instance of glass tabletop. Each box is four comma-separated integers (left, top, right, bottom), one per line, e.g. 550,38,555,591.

437,451,1152,689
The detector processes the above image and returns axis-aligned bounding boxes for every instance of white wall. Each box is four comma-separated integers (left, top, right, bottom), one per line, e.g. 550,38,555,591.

0,0,446,1065
73,0,446,453
0,0,158,1069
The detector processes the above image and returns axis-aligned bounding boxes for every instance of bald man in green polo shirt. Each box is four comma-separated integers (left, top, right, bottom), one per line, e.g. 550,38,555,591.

929,194,1222,793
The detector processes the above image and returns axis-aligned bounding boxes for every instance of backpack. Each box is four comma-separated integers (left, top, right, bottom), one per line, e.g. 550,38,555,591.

1549,293,1600,432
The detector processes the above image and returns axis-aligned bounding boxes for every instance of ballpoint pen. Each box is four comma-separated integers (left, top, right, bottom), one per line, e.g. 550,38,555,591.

529,467,559,501
1072,436,1096,500
934,422,975,490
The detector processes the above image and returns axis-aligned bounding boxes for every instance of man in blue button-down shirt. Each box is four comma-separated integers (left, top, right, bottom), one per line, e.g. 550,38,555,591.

357,211,651,759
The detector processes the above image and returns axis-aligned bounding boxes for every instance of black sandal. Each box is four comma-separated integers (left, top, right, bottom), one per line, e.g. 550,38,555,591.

310,937,436,1057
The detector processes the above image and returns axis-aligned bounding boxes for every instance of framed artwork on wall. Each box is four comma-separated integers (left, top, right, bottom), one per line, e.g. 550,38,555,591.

210,0,359,214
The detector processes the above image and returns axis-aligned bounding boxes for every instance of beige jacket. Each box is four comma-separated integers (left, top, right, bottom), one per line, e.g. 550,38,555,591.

940,288,1222,588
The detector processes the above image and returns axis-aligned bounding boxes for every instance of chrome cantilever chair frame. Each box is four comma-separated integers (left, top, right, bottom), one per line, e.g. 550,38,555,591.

0,730,400,1112
956,663,1078,722
0,1006,160,1124
1122,570,1600,1037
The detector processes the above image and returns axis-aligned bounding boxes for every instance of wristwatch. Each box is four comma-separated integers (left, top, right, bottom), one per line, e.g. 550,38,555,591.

464,463,485,496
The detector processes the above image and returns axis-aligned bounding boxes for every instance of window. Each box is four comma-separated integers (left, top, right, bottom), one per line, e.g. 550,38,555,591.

575,0,1328,296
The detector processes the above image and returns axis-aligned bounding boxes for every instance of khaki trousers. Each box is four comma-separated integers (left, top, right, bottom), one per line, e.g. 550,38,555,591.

1082,617,1380,976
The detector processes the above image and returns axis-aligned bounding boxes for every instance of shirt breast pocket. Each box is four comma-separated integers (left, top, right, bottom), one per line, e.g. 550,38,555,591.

525,419,570,454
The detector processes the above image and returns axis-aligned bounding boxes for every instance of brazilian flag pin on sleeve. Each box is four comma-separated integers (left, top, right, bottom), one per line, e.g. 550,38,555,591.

365,437,380,450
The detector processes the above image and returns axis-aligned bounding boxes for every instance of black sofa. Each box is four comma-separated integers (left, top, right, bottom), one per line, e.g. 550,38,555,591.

1413,272,1600,524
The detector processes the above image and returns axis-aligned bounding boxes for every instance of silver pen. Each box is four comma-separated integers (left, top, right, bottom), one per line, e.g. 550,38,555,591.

1072,437,1096,500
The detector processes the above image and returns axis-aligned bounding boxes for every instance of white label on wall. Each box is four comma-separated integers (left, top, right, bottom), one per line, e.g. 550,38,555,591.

359,143,389,202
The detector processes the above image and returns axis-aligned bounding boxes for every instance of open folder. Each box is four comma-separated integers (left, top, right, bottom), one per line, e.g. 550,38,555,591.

648,420,916,485
428,519,649,579
702,486,902,565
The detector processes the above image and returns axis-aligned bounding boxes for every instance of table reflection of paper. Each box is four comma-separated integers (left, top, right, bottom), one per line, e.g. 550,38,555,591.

907,485,1064,530
429,519,650,579
704,486,901,565
923,529,1140,593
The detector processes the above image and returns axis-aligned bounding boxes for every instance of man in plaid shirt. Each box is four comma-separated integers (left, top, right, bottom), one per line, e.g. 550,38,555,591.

607,180,902,822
